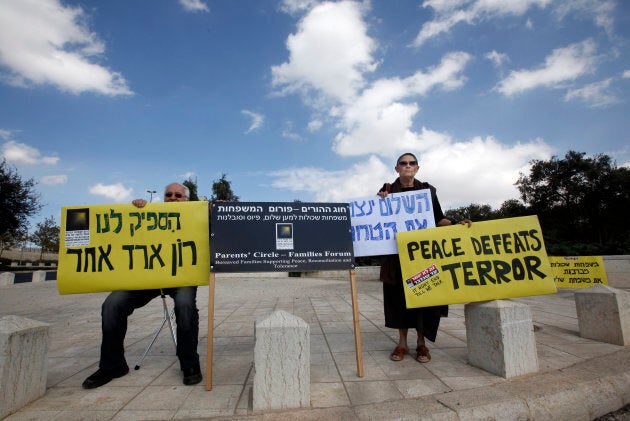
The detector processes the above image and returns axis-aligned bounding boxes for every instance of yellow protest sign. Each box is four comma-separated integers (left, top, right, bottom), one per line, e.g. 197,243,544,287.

549,256,608,288
397,215,557,308
58,201,210,294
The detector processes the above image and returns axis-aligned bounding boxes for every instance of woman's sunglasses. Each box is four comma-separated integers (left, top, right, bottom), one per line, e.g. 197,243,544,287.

397,160,417,166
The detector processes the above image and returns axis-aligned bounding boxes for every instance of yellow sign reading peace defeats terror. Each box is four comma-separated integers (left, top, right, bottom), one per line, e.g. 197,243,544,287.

397,215,557,308
58,201,210,294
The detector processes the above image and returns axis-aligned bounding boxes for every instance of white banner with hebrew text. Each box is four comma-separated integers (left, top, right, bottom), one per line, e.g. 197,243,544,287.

348,189,436,257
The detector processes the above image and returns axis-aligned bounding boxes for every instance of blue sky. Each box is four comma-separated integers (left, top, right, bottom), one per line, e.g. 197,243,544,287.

1,0,629,228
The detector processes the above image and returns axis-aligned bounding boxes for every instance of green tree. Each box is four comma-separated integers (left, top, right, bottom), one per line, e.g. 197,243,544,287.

30,216,60,260
495,198,530,219
210,173,239,202
516,151,630,254
0,159,42,238
183,178,199,201
0,228,27,260
445,203,496,222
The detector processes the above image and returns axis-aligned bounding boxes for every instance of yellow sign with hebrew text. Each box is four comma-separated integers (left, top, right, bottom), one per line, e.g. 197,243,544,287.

58,201,210,294
549,256,608,288
397,215,557,308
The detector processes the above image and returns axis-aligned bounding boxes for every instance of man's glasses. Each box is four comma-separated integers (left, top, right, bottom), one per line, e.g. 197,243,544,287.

165,192,185,198
397,160,418,166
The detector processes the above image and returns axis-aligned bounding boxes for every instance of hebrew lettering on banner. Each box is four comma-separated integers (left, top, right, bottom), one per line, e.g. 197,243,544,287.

211,202,354,272
348,189,436,257
549,256,608,288
58,201,210,294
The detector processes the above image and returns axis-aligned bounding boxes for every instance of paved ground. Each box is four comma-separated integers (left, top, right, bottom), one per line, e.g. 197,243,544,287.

1,277,629,420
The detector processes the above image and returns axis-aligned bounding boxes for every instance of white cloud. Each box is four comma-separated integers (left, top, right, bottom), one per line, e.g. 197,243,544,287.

272,2,473,160
333,51,471,156
272,1,471,159
1,140,59,165
0,0,132,95
485,50,509,67
272,1,377,104
413,0,553,48
495,39,597,96
0,129,12,140
421,0,469,14
279,0,320,15
413,0,617,48
307,119,323,132
268,0,554,209
269,136,552,208
179,0,209,13
525,18,534,29
41,174,67,185
565,78,619,108
242,110,264,133
553,0,616,37
419,136,553,209
622,70,630,79
89,183,133,203
281,121,302,141
269,155,391,202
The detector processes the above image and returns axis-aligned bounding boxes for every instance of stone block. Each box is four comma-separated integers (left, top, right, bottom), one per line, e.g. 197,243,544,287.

0,315,51,419
253,310,310,412
0,272,15,286
32,270,46,283
575,284,630,346
465,300,538,378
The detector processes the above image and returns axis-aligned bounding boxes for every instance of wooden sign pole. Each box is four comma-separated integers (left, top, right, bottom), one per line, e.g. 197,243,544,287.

349,269,364,377
205,272,216,391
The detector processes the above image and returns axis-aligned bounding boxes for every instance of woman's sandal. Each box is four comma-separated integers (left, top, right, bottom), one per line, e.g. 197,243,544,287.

389,345,407,361
416,345,431,363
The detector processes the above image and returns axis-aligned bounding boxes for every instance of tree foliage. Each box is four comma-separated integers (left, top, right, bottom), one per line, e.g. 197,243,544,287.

30,216,60,260
445,203,496,222
210,173,239,202
0,228,27,259
183,178,199,201
0,159,42,238
443,151,630,254
516,151,630,254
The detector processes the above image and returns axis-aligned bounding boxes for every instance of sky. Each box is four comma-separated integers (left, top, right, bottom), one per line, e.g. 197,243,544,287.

1,0,629,229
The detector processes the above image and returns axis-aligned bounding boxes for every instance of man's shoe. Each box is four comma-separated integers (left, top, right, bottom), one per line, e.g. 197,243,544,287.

182,366,202,385
82,366,129,389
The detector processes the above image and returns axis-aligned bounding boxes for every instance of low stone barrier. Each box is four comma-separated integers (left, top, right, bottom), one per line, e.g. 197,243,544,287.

465,300,539,378
253,310,310,412
0,315,51,419
0,272,15,286
32,270,46,283
575,284,630,346
602,255,630,289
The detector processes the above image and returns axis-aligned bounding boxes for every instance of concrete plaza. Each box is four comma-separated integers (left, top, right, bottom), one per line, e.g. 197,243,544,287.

1,275,629,420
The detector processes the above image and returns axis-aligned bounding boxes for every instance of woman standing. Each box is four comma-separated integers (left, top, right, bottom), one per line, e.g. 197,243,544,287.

378,152,470,363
